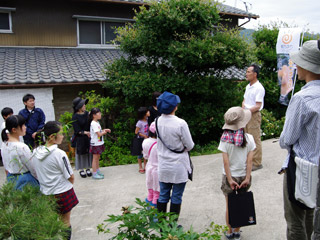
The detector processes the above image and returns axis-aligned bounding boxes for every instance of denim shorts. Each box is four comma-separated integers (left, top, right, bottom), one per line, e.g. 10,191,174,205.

221,174,251,196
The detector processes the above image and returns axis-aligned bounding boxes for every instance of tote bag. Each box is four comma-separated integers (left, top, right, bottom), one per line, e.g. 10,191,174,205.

228,191,256,228
294,156,318,209
130,135,144,156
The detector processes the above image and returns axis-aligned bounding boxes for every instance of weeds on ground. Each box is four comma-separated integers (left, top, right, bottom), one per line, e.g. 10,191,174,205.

98,198,226,239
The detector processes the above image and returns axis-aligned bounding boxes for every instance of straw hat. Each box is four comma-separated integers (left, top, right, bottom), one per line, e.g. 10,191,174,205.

222,107,252,130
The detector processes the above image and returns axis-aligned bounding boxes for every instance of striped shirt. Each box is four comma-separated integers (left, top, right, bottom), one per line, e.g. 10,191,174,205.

280,80,320,168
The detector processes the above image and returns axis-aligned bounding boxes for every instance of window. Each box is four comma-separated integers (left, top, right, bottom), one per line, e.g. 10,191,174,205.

0,7,15,33
79,21,101,44
74,15,134,47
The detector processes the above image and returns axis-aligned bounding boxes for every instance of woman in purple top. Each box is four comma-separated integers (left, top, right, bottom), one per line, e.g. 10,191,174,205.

134,107,150,173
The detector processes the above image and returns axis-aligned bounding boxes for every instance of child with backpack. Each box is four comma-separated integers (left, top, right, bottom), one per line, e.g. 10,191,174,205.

142,122,159,207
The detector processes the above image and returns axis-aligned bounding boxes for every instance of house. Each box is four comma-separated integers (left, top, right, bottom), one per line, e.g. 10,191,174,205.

0,0,259,133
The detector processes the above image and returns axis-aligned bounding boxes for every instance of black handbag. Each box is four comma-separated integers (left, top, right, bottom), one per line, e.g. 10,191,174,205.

130,135,144,156
228,191,256,228
155,117,194,181
71,134,77,148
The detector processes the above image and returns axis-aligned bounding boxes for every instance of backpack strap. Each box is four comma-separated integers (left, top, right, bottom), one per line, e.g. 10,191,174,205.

148,141,157,157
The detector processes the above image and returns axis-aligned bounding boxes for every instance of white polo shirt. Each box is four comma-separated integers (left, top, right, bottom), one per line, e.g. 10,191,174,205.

243,81,265,111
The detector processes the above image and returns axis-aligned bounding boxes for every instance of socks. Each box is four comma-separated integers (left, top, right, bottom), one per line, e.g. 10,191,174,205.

152,191,160,205
147,189,154,202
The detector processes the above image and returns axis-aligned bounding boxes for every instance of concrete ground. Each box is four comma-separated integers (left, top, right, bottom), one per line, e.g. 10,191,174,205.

0,138,288,239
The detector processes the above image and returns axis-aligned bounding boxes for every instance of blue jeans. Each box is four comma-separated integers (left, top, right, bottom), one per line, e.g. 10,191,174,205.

158,182,186,204
7,172,39,190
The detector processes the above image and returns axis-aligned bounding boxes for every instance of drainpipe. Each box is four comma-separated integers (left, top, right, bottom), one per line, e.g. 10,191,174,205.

239,15,252,28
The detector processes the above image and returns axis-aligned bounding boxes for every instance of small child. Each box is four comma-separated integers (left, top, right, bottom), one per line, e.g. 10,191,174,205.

89,108,111,180
33,121,78,240
218,107,256,240
1,107,14,165
135,107,150,173
142,122,159,207
1,115,38,189
1,107,13,131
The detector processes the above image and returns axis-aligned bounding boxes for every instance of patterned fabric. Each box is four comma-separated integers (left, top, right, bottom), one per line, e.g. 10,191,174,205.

220,129,244,147
89,144,105,155
54,188,79,214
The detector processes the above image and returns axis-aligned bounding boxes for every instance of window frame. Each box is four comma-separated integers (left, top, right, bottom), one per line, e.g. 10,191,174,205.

0,7,15,33
74,15,135,48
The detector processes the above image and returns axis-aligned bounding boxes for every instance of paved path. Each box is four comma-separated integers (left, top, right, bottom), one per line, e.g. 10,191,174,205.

0,138,288,239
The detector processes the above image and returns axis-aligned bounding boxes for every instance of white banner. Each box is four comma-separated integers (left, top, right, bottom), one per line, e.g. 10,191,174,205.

276,28,302,105
276,28,302,54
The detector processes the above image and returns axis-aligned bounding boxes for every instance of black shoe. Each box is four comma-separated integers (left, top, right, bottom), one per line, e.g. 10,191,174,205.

86,169,92,177
79,170,87,178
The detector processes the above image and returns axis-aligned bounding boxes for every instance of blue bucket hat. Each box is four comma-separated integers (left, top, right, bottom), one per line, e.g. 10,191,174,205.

157,91,181,114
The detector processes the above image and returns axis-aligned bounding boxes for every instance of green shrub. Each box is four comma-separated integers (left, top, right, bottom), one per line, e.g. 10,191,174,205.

103,0,254,145
0,183,68,239
98,198,226,239
261,109,285,140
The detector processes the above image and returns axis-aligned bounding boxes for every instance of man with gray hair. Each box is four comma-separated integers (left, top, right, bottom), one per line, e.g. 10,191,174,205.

280,40,320,240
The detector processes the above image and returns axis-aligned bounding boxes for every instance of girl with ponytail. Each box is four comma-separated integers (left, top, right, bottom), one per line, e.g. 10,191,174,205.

0,115,38,190
33,121,78,240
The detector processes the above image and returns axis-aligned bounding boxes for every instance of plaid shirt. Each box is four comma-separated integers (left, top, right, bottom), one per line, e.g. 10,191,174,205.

221,129,244,147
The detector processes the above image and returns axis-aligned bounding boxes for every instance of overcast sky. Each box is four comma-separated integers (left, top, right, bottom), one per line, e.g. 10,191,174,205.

222,0,320,34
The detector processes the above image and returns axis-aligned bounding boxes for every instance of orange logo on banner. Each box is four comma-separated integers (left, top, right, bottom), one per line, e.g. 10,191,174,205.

282,34,293,44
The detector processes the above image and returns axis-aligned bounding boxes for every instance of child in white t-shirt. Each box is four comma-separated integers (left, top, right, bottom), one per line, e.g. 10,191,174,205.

1,114,38,189
89,108,111,180
32,121,78,240
218,107,256,240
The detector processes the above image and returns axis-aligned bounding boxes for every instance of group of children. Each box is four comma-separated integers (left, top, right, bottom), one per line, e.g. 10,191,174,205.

1,90,255,240
133,102,255,240
0,95,111,240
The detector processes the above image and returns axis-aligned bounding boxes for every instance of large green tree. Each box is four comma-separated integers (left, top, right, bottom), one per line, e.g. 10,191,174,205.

103,0,253,144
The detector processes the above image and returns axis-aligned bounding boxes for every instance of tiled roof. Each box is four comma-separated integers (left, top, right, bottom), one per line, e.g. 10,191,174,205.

0,48,123,85
0,47,245,86
218,3,259,19
87,0,259,18
219,66,246,80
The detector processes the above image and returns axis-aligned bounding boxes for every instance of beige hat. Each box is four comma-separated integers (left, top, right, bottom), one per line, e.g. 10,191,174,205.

222,107,252,130
290,40,320,74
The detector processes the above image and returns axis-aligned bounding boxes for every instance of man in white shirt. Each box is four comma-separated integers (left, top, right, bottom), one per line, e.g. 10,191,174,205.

242,64,265,171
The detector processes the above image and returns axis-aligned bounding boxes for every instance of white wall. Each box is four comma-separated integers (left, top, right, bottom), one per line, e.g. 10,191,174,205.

0,88,55,145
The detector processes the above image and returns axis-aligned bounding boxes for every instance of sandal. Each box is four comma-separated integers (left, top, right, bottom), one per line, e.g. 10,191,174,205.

79,170,87,178
86,169,92,177
139,169,145,174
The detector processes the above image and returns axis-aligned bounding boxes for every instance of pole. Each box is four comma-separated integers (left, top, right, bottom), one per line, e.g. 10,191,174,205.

290,31,305,99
